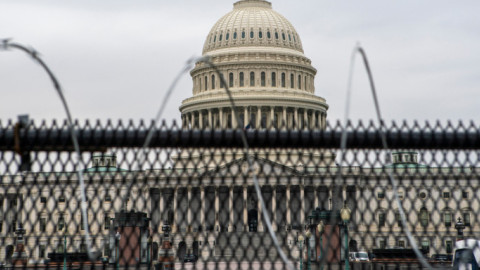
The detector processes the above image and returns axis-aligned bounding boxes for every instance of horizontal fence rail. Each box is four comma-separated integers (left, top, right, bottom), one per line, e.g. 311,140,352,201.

1,125,480,151
0,120,479,270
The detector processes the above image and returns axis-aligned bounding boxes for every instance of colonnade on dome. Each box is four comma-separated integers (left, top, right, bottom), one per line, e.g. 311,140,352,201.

181,105,326,130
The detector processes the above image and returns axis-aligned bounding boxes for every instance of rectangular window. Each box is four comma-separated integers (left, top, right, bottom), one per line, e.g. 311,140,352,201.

444,212,452,227
104,214,110,230
395,212,402,227
58,216,65,231
377,191,385,199
59,195,65,203
40,218,46,232
446,240,453,254
463,212,471,226
421,240,430,252
397,239,405,248
281,73,286,88
379,239,386,249
105,194,111,202
250,72,255,86
39,245,46,258
40,197,47,203
443,192,450,199
271,72,276,87
104,240,110,257
462,191,469,199
261,72,266,86
379,212,386,227
290,74,294,88
220,73,225,88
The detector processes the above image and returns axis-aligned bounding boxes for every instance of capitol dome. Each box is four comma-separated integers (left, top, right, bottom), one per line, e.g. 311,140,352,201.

178,0,332,167
203,0,303,54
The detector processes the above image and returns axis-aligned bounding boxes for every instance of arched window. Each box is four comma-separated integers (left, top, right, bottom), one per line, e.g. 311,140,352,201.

250,72,255,86
305,76,307,91
281,73,286,87
282,33,286,40
267,31,271,39
242,31,246,39
211,74,215,89
219,34,223,41
250,30,254,39
204,76,208,91
290,74,294,88
261,72,266,87
298,74,301,89
271,72,276,87
293,35,296,42
239,72,244,87
233,32,237,40
288,34,292,41
229,73,234,88
199,77,202,91
226,33,229,40
419,207,429,227
214,35,216,42
259,30,263,39
275,32,279,39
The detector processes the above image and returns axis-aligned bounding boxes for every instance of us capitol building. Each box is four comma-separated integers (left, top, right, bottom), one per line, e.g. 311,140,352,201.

0,0,477,264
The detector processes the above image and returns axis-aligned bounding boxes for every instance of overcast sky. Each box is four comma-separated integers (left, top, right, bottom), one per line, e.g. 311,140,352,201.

1,0,479,126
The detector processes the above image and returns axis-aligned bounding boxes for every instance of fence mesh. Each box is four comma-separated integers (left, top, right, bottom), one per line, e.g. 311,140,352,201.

0,120,479,269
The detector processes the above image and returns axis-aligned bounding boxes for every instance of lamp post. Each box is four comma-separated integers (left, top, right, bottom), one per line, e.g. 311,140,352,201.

115,231,121,270
298,235,304,270
340,202,351,270
63,232,67,270
317,221,325,270
147,236,152,270
455,217,465,241
306,230,312,270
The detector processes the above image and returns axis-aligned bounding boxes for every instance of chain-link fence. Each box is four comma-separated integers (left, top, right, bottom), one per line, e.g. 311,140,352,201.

1,120,479,270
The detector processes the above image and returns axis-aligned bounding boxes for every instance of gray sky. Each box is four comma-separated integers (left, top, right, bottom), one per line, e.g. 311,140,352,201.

1,0,479,125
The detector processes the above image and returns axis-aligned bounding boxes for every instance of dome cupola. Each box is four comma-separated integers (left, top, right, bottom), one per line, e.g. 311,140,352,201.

203,0,303,54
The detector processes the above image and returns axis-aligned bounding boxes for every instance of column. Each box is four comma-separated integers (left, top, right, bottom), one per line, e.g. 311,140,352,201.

272,188,277,231
208,109,212,128
244,107,248,127
229,187,234,231
199,111,203,129
300,186,305,225
282,107,287,129
215,187,219,231
172,188,177,232
304,110,308,130
243,186,248,230
232,109,237,129
256,107,261,128
188,187,192,229
294,109,299,130
200,187,205,230
286,185,291,226
313,111,317,129
219,108,224,128
270,106,275,128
